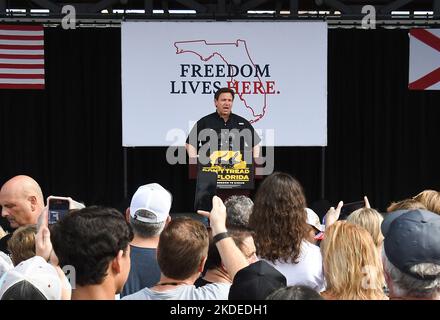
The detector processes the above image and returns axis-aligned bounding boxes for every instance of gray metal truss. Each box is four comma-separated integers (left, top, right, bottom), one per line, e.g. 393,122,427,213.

0,0,438,25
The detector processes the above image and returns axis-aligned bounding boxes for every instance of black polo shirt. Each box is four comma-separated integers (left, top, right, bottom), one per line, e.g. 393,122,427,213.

186,112,261,154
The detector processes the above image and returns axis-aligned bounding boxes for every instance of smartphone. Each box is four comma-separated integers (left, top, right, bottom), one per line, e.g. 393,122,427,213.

340,200,365,219
47,196,71,225
194,171,218,213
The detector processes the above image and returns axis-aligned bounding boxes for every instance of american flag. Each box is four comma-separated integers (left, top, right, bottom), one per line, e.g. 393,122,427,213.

0,24,45,89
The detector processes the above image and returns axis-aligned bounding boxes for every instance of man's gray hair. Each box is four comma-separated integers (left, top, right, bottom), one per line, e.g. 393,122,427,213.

225,195,253,229
382,247,440,298
129,210,166,238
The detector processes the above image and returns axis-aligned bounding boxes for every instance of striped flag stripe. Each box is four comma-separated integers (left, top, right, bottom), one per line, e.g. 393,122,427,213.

0,49,44,55
0,35,44,40
0,58,44,64
0,40,44,45
0,78,44,84
0,63,44,68
0,68,44,74
0,30,44,36
0,25,44,31
0,44,44,50
0,84,44,89
0,73,44,79
408,67,440,90
410,29,440,53
0,53,44,59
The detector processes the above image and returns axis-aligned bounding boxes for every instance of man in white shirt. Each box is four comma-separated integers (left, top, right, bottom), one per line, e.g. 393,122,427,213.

123,196,249,300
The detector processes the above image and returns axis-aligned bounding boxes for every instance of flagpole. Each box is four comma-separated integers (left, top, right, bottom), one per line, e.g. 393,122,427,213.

123,147,128,199
320,146,325,199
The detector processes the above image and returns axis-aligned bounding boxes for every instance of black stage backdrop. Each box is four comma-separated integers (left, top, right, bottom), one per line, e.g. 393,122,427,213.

1,27,439,216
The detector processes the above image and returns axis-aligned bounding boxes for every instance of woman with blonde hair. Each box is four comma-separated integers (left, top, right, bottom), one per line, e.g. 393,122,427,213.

413,190,440,215
7,224,37,266
320,221,387,300
346,208,384,250
386,198,426,213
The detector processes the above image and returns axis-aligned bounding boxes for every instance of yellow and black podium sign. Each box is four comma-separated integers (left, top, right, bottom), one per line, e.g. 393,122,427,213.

200,150,254,189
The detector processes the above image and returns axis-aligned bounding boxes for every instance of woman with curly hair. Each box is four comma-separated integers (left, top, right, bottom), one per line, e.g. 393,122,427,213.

320,221,388,300
249,172,325,292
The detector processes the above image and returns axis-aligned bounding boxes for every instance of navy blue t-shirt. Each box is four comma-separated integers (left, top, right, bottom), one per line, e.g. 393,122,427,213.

120,245,161,297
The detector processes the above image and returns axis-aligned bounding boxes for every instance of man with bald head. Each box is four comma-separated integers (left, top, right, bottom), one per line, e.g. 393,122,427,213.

0,175,45,253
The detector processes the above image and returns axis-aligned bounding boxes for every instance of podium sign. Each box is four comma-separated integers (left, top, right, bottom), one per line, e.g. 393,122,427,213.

199,150,254,189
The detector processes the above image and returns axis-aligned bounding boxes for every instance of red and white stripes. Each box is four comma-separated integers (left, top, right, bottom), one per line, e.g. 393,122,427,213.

0,24,45,89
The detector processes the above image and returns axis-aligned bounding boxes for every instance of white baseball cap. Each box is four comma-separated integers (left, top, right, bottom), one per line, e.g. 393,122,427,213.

306,208,325,232
130,183,172,223
0,256,62,300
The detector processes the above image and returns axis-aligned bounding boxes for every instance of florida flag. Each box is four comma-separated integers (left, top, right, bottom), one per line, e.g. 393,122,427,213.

0,24,45,89
409,29,440,90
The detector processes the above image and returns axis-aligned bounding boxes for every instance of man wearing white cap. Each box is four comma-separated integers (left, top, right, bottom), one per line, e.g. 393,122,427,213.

305,208,325,245
0,256,70,300
121,183,172,297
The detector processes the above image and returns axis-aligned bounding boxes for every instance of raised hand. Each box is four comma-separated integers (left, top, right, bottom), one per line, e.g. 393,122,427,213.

325,201,344,228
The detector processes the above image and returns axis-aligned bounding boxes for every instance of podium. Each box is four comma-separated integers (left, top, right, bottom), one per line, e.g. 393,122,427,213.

189,154,263,201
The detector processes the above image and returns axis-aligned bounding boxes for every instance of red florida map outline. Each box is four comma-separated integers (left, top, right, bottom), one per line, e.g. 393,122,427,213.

174,39,271,123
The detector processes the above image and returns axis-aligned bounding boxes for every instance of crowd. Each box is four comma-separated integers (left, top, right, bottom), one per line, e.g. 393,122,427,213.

0,173,439,300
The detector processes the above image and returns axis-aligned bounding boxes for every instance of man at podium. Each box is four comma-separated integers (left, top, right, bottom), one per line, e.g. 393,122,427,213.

185,87,261,165
185,87,261,200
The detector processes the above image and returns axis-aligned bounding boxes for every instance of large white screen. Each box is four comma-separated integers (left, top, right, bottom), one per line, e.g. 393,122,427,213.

122,21,327,146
